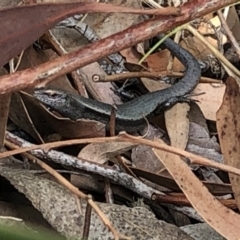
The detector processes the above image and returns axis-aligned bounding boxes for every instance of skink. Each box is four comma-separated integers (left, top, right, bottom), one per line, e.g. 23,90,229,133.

33,34,201,132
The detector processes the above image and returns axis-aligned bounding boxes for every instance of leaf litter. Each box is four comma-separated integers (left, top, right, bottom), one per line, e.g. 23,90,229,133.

1,0,240,240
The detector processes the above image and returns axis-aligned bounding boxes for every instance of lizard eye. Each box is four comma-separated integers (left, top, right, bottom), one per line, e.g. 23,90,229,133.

44,90,61,98
49,92,59,98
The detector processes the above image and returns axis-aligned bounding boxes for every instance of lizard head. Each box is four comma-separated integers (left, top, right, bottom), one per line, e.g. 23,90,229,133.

33,88,70,109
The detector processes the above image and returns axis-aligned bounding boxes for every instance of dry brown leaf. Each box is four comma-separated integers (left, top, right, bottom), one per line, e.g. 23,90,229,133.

192,83,225,121
198,20,223,48
0,68,10,149
80,64,122,104
17,45,49,70
165,103,190,148
198,7,240,44
130,166,232,195
84,0,141,38
18,44,76,92
120,47,142,65
78,142,136,164
9,93,44,142
172,36,215,72
153,138,240,240
186,103,223,167
145,49,171,72
141,78,170,93
132,126,165,173
140,57,170,96
227,6,240,42
49,27,122,104
155,103,190,176
216,77,240,211
34,104,106,139
0,94,11,149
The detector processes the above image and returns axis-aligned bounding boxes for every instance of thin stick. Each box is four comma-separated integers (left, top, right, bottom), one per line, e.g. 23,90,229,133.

3,131,240,178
